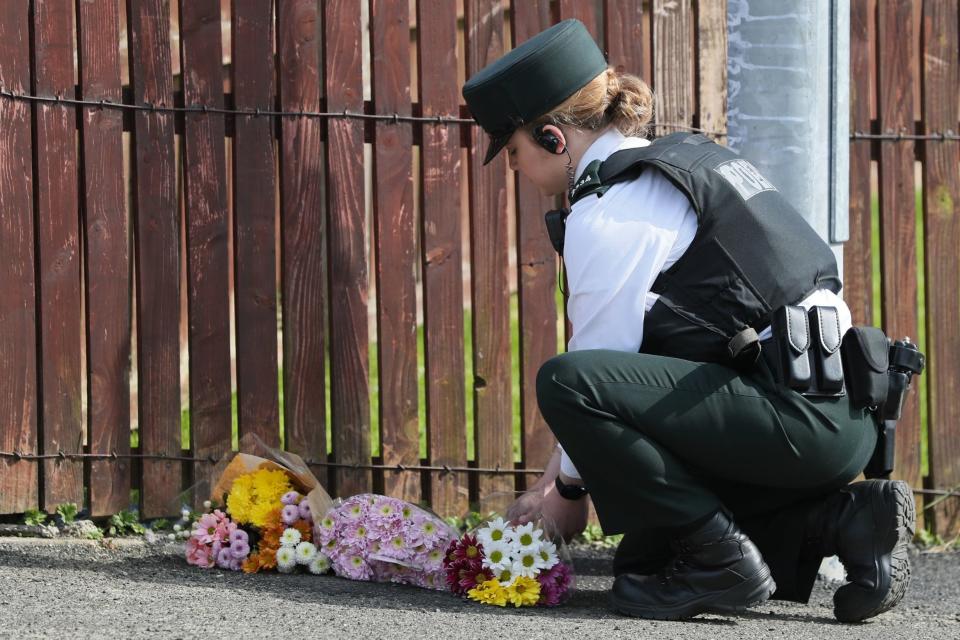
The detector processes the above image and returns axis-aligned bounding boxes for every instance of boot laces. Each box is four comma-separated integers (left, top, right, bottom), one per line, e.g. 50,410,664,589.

659,557,687,585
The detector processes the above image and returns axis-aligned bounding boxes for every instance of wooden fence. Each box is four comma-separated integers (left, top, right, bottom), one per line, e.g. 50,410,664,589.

0,0,956,538
846,0,960,538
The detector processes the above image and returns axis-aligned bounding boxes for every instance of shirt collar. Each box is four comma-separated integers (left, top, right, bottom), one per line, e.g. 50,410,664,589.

575,127,628,179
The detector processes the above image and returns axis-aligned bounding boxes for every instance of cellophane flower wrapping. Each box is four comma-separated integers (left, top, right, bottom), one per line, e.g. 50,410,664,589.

313,494,458,590
443,513,576,607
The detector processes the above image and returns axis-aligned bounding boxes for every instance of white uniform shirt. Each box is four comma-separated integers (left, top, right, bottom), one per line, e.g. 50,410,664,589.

556,129,851,480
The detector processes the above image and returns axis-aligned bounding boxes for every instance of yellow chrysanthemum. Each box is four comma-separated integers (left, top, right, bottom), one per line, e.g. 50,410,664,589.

226,468,293,528
467,579,508,607
505,576,541,607
225,481,254,522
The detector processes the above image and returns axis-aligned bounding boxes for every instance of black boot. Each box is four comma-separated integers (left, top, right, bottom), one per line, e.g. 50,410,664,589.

610,510,776,620
811,479,915,622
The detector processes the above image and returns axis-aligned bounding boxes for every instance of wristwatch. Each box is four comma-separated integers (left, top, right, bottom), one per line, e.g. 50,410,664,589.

554,476,588,500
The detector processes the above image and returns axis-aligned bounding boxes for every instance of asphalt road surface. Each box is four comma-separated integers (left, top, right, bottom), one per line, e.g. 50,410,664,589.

0,538,957,639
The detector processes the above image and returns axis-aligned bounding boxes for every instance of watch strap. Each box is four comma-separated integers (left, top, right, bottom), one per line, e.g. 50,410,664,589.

554,476,588,500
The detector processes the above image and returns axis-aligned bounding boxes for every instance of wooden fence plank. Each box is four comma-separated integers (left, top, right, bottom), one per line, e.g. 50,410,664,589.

371,0,419,503
845,0,873,326
278,1,327,468
233,1,280,450
559,0,599,40
324,0,370,497
464,0,514,504
511,2,559,490
77,0,131,516
180,0,233,495
653,0,693,136
417,0,467,516
697,0,726,141
921,0,960,536
877,2,922,497
0,2,39,514
128,0,182,517
604,1,644,76
32,0,83,509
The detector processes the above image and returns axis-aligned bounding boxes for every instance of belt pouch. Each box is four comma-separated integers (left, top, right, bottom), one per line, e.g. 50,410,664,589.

808,306,844,393
840,326,889,409
770,305,812,391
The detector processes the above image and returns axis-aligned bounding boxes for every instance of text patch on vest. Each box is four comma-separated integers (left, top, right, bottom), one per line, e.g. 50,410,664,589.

713,159,776,201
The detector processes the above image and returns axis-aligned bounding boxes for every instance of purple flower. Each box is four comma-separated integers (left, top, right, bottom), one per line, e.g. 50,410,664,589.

537,562,573,605
230,540,250,559
229,529,248,546
216,546,233,569
281,504,300,525
281,491,301,506
334,554,373,581
298,499,311,521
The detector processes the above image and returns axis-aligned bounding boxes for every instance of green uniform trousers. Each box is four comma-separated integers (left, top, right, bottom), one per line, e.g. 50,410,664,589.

536,349,879,602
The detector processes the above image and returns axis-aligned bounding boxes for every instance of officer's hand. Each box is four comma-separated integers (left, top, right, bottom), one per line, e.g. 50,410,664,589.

505,485,548,526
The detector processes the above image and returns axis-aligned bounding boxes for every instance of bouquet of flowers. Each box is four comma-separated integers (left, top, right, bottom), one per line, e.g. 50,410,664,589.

313,493,457,590
185,470,329,575
443,516,574,607
183,437,334,575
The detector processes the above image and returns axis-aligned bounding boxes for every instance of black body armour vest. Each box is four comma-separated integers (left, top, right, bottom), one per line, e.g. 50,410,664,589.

564,132,841,368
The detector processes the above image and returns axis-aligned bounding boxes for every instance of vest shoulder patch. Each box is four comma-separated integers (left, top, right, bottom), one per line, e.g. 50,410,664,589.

713,159,776,201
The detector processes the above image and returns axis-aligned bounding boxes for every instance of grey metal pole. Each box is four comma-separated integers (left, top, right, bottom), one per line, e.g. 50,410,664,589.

726,0,850,269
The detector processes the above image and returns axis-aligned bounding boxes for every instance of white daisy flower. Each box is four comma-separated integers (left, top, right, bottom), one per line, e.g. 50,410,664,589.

537,539,560,570
280,527,302,547
309,554,331,575
476,516,512,548
480,540,513,571
295,541,318,565
276,546,297,572
477,517,513,542
202,500,212,509
494,564,518,587
516,548,541,577
512,522,542,551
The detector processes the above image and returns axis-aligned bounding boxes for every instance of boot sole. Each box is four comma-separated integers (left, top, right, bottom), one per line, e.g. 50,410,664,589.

834,479,915,622
611,568,776,620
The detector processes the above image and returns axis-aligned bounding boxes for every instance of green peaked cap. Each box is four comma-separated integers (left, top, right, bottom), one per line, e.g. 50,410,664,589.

462,19,608,165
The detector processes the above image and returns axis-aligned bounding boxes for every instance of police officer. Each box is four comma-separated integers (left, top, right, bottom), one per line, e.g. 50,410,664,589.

462,20,915,622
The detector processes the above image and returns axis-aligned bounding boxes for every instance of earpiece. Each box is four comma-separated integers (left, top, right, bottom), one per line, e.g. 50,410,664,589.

533,124,564,154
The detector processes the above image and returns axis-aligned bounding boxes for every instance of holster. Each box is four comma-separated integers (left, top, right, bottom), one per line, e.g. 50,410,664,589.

761,305,845,397
840,326,889,410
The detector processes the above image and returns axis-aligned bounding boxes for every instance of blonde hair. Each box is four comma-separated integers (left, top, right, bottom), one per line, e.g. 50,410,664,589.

536,68,654,136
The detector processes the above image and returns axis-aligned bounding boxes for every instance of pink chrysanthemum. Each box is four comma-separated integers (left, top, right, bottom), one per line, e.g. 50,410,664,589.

185,536,213,568
192,513,220,545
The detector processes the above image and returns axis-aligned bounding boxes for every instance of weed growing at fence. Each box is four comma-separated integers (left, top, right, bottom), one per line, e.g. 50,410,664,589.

54,503,78,524
22,508,46,527
107,510,146,537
